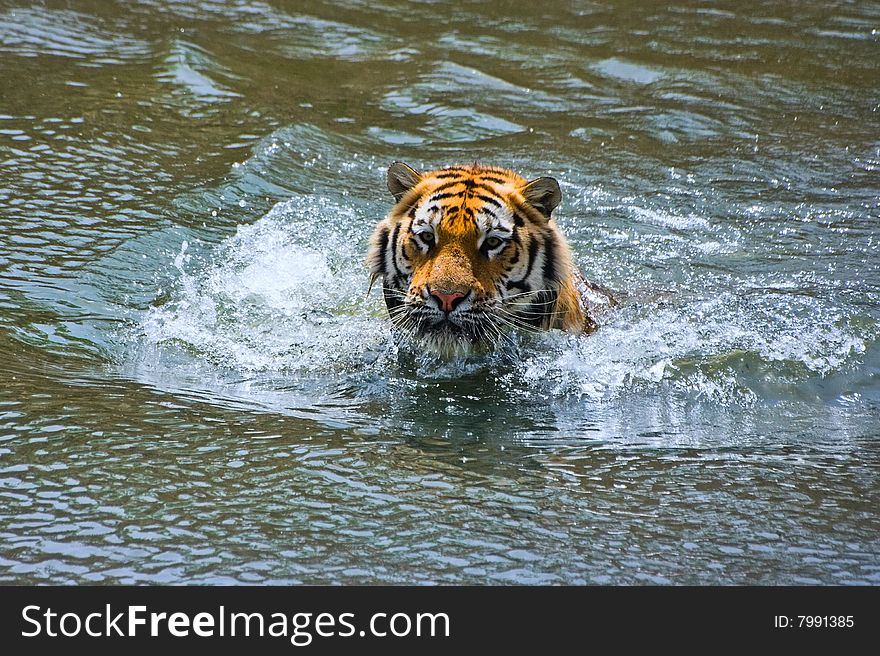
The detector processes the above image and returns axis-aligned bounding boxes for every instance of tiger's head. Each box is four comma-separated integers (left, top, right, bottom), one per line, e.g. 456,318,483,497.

367,162,591,354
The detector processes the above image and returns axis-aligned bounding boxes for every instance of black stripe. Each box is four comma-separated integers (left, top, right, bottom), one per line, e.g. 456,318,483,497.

475,194,502,207
505,238,540,292
513,199,546,224
429,191,461,201
467,181,499,194
433,179,466,192
479,175,507,184
512,212,526,227
433,171,465,179
388,222,402,276
542,232,558,282
428,183,503,202
371,226,389,273
524,238,540,281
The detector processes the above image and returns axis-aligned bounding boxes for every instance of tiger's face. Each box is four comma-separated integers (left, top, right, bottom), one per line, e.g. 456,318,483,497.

368,162,586,354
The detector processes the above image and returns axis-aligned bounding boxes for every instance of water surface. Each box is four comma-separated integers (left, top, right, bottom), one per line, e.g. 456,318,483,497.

1,0,878,584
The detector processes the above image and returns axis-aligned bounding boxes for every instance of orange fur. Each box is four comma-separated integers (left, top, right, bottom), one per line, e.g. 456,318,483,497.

368,163,610,350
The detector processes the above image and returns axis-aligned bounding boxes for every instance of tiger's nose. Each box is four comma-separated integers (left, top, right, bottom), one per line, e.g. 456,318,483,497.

430,289,467,313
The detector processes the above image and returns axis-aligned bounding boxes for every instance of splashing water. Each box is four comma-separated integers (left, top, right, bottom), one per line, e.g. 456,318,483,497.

143,197,396,375
138,182,872,408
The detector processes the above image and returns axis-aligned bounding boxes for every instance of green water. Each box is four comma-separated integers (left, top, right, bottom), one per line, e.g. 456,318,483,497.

1,1,878,584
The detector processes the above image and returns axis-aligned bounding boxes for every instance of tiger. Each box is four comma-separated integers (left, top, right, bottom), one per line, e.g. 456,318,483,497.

367,161,614,355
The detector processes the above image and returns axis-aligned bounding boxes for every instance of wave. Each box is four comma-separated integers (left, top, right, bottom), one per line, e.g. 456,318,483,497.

137,191,873,407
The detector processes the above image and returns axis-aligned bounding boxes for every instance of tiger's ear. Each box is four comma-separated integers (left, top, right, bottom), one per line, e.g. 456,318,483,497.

387,161,422,202
521,177,561,218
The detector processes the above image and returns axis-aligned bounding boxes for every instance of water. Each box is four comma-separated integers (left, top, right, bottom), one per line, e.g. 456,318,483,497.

1,1,878,584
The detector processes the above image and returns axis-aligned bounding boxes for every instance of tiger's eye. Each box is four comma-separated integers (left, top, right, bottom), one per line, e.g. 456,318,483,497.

419,232,435,246
484,236,504,249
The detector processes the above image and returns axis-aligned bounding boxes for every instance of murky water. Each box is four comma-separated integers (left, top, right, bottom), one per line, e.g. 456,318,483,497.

1,1,878,584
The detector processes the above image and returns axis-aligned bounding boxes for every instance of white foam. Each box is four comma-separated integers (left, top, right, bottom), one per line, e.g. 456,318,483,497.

515,292,869,403
142,197,394,374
